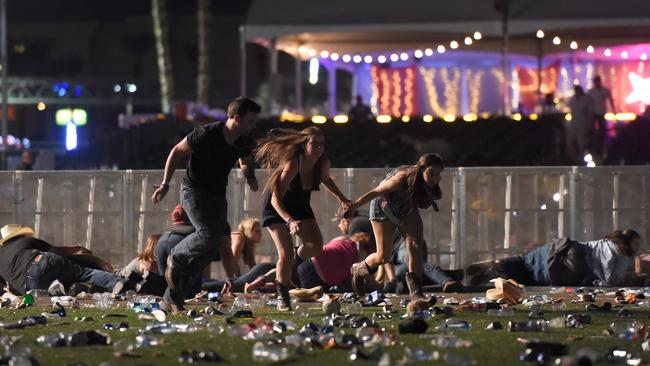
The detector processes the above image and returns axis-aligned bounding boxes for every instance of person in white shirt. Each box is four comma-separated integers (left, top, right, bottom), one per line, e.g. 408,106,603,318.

567,85,594,162
588,76,616,160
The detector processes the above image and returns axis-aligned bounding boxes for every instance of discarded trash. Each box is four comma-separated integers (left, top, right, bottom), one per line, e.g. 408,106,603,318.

520,341,568,364
323,299,341,316
178,350,223,363
585,302,612,312
443,352,476,366
251,341,295,362
486,321,503,330
486,308,515,317
348,346,383,361
0,315,47,329
606,348,641,365
508,320,549,332
429,335,473,348
37,330,111,347
403,347,439,362
441,319,471,331
399,318,428,334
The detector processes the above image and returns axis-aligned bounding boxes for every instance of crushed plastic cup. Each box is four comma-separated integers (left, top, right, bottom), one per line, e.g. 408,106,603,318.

549,317,566,328
135,334,161,348
293,304,309,317
113,339,135,354
552,302,567,312
51,296,77,307
232,295,249,309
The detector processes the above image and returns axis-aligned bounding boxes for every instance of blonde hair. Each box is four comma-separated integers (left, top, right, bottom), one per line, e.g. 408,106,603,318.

255,127,324,195
238,217,261,239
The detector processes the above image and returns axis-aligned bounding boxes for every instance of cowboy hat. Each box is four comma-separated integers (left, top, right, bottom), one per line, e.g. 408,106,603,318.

486,277,524,305
0,224,35,246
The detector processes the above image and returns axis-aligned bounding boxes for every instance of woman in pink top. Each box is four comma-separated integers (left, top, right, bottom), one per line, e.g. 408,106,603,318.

296,232,378,291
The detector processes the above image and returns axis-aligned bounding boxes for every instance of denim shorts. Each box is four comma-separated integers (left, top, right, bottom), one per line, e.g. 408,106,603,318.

369,196,415,225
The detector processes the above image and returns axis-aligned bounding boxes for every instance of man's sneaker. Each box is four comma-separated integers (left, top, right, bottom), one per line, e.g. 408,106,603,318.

161,297,185,315
48,280,66,296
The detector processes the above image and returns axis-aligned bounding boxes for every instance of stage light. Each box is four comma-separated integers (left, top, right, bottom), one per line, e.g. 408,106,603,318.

463,113,477,122
414,49,423,58
642,53,648,61
307,49,317,57
626,72,650,105
320,50,329,58
584,153,593,163
401,115,410,123
126,83,137,93
473,31,482,40
333,115,348,124
308,58,319,84
424,48,433,56
390,53,399,62
423,114,433,122
399,52,408,61
604,48,612,57
449,41,459,49
65,122,77,151
376,115,392,123
540,204,547,210
552,36,561,45
72,109,87,126
377,55,387,63
512,113,522,121
443,114,455,122
37,102,46,111
621,51,629,59
364,55,373,64
342,54,351,63
330,53,339,61
437,45,446,54
353,55,362,63
113,84,122,93
586,45,594,54
565,113,572,121
298,46,308,55
615,113,637,122
464,37,473,46
311,115,327,124
529,113,538,120
553,193,561,202
604,112,616,120
536,30,545,39
570,41,578,50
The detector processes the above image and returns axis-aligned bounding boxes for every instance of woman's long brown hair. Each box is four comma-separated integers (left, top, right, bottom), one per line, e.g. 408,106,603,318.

255,127,324,195
402,153,444,211
605,229,640,256
138,234,161,264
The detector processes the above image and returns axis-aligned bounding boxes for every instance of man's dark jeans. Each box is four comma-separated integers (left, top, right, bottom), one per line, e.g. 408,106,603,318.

26,252,120,293
164,185,227,305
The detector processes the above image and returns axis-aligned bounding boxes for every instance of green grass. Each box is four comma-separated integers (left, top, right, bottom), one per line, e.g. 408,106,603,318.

1,293,649,365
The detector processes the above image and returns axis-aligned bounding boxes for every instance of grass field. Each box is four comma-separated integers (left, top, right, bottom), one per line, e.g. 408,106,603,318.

1,290,648,365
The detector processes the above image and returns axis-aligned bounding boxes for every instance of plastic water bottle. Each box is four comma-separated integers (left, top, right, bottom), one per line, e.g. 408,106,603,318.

442,319,471,331
251,342,294,362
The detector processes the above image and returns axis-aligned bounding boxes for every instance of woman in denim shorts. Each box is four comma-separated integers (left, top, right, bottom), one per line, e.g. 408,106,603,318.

344,153,444,310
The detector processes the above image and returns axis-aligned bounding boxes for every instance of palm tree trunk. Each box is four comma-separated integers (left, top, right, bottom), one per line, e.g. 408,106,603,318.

197,0,210,106
151,0,174,113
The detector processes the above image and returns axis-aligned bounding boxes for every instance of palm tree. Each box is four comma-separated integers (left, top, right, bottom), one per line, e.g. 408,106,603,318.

197,0,211,107
151,0,174,113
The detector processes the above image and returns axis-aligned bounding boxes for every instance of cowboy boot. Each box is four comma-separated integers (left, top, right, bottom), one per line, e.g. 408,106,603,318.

405,272,430,312
276,281,292,311
350,261,371,297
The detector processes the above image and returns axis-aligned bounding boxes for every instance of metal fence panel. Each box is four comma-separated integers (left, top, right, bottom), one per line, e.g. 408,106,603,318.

0,166,647,273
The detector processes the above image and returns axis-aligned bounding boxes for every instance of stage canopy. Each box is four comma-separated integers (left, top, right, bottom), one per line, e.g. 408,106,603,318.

244,0,650,57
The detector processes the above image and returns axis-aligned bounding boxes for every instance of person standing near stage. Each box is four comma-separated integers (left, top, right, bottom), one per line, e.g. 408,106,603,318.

588,76,616,160
257,127,350,311
344,153,444,310
151,96,261,313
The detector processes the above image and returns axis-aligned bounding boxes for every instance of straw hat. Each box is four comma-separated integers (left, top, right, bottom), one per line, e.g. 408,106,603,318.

0,224,35,246
486,277,524,305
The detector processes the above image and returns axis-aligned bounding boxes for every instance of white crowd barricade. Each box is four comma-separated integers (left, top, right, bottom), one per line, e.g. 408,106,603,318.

0,167,648,278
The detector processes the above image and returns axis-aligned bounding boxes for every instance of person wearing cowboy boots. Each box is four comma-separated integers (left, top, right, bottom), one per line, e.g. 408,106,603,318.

0,224,131,296
343,153,445,311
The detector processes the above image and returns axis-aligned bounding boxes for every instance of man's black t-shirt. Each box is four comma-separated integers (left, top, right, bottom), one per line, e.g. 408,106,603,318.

183,121,255,197
0,236,51,293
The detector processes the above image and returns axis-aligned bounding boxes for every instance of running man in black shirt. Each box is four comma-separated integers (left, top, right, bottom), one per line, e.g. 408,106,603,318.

151,97,261,313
